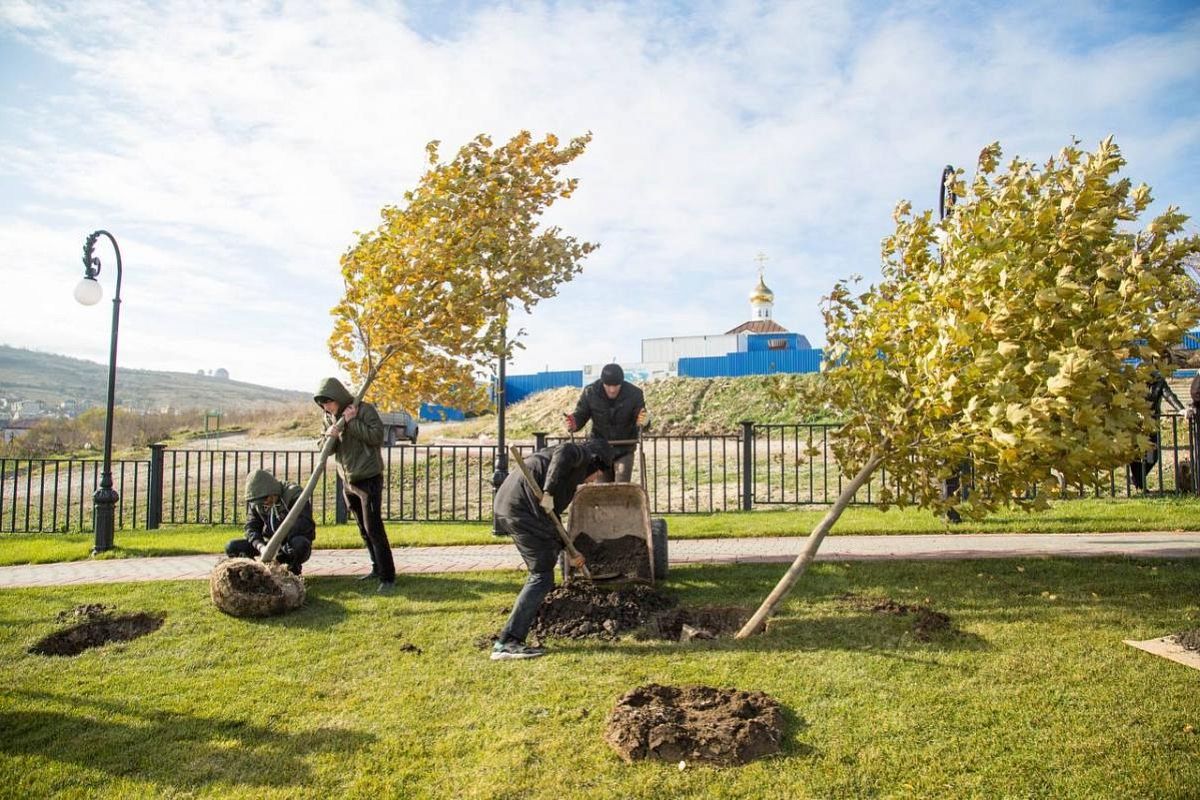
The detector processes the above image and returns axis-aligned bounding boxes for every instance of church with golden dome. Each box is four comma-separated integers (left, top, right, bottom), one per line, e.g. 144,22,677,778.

581,262,818,384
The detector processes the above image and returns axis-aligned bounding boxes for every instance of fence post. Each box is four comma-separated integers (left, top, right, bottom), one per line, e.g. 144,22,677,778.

147,443,165,530
334,474,348,524
534,432,547,451
740,420,754,511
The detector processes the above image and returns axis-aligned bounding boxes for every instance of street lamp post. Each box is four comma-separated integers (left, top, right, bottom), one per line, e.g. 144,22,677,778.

74,230,123,555
491,316,509,536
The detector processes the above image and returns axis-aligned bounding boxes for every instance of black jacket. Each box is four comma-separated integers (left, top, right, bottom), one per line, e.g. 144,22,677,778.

244,483,316,547
570,380,646,457
494,443,597,529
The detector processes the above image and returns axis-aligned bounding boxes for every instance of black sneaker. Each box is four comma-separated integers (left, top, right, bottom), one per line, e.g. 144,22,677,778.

377,580,395,594
490,640,545,661
357,571,379,582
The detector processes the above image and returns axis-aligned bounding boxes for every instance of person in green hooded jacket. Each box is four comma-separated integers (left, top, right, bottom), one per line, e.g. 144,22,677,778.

225,468,315,575
314,377,396,592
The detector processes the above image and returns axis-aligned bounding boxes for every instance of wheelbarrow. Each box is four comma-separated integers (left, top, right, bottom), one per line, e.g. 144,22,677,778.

562,482,668,584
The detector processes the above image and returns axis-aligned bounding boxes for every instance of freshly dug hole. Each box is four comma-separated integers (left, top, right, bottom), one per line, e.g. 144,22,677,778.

640,606,753,641
210,559,305,617
605,684,785,766
29,611,164,657
529,581,674,643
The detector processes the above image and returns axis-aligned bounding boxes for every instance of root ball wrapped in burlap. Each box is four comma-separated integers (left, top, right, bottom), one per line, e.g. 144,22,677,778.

210,558,305,617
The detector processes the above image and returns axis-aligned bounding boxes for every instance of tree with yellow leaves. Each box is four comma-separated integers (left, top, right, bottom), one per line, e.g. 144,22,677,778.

738,137,1200,637
261,131,597,563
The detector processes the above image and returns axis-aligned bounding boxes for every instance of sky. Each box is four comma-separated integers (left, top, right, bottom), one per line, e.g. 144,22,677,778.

1,0,1198,396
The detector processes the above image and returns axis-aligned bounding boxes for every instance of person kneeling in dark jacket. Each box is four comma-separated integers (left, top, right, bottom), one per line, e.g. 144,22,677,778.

490,439,614,660
225,468,315,576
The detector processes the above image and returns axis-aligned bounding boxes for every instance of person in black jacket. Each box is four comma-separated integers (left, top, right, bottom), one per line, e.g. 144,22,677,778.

225,469,315,575
564,363,648,482
490,439,614,660
1129,374,1183,491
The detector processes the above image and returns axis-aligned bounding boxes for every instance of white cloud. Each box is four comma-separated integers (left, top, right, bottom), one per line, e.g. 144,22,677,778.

1,0,1197,394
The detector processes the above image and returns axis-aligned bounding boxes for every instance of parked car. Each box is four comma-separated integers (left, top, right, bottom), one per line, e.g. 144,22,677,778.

378,411,419,445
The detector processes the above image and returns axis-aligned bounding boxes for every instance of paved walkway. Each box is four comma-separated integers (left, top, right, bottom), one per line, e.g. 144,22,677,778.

1,532,1198,589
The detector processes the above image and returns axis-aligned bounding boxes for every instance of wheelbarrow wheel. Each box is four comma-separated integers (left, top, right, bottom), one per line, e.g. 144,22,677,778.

650,518,668,580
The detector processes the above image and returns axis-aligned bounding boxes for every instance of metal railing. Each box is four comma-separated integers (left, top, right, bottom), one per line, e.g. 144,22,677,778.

2,416,1196,533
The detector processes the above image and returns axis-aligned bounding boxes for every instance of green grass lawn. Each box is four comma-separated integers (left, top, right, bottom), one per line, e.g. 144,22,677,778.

2,496,1199,567
0,559,1196,798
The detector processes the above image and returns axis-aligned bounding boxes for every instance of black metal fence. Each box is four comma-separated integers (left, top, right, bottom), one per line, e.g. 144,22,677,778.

2,416,1196,533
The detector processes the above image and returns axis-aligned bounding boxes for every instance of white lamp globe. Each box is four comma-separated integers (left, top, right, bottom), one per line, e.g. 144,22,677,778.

74,276,102,306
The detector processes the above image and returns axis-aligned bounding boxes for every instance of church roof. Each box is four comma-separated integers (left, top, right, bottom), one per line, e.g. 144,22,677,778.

724,319,789,335
749,275,774,304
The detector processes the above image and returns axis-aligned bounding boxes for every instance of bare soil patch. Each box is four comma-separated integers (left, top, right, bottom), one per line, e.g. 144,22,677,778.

30,607,164,657
529,582,675,644
605,684,785,766
839,593,953,641
640,606,753,642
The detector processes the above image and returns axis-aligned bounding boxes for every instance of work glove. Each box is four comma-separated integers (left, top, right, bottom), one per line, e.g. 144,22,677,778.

569,552,586,569
250,537,267,555
539,493,555,516
636,409,649,427
564,413,577,433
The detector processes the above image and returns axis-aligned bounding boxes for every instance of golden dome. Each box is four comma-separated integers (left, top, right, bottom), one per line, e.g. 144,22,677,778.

749,274,774,304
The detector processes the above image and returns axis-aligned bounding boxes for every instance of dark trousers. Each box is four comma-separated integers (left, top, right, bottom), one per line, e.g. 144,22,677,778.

1129,432,1160,491
495,513,560,644
225,536,312,575
347,473,395,581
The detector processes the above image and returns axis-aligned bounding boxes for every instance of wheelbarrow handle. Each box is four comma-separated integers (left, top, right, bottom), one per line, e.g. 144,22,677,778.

507,446,591,580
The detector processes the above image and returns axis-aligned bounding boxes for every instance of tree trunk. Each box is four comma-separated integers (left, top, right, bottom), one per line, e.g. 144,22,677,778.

734,453,883,639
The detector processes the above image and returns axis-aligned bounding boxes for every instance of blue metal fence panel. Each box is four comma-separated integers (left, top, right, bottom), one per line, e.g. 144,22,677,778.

679,349,824,377
420,403,465,422
1183,331,1200,350
505,370,583,404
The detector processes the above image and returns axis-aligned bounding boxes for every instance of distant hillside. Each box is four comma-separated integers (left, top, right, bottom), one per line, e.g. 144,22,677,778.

436,373,836,438
0,345,309,411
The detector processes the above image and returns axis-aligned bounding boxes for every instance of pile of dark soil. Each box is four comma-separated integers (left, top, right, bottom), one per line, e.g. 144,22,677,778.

529,582,675,643
210,559,305,617
839,593,952,641
605,684,785,766
55,603,114,623
1174,628,1200,652
640,606,752,641
29,609,165,657
573,533,651,580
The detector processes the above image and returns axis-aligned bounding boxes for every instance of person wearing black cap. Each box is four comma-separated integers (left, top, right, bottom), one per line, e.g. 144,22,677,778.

564,363,649,482
490,439,614,660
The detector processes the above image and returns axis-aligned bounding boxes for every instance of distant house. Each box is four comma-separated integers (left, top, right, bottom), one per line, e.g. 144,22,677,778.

13,400,47,420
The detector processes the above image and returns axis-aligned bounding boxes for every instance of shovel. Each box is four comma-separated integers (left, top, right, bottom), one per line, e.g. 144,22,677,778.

508,446,599,581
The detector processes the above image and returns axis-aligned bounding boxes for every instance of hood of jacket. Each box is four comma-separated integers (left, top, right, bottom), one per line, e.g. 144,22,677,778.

314,377,354,411
245,469,284,502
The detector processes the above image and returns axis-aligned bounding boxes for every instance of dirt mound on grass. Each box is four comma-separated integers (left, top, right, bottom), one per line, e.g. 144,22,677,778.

529,582,675,643
210,559,305,617
1174,628,1200,652
30,609,164,657
839,593,952,641
640,606,753,641
605,684,785,766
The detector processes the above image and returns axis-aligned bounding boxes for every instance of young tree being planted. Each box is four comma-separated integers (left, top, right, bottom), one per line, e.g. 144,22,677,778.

260,131,597,562
738,136,1200,638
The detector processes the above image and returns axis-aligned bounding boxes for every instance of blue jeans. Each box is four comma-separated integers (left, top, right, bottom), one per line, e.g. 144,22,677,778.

500,570,555,644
